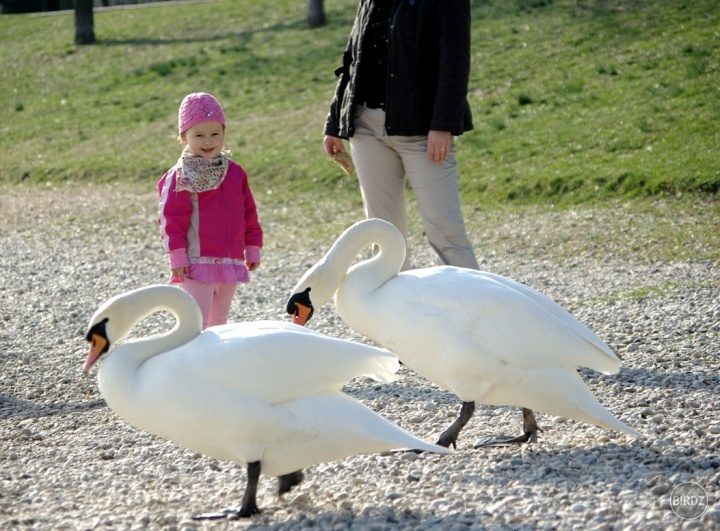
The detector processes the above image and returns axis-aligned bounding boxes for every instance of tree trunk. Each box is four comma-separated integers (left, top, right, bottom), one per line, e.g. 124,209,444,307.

307,0,326,28
74,0,95,45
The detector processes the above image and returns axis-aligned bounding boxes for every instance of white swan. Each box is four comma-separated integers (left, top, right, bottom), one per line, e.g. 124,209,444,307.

82,285,452,519
286,219,644,448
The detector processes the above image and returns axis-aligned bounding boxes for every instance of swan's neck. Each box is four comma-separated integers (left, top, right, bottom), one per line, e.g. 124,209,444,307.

98,287,202,408
292,219,406,313
332,220,405,304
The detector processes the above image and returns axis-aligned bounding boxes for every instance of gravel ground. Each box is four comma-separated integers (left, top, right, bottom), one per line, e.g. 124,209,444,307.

0,184,718,530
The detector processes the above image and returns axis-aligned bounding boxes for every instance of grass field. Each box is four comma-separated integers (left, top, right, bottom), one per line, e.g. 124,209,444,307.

0,0,718,261
2,0,718,197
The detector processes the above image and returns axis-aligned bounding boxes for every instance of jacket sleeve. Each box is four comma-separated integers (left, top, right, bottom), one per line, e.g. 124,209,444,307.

241,173,263,252
324,47,353,138
431,0,473,133
158,168,192,255
325,0,365,138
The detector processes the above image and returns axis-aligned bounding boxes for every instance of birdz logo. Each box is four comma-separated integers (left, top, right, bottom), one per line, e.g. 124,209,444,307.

670,482,708,520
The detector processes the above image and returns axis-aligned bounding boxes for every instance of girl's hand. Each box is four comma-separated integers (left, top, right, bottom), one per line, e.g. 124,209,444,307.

247,262,260,272
171,266,188,281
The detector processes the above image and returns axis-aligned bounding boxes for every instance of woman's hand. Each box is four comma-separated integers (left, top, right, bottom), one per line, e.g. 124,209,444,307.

324,135,346,157
427,130,452,163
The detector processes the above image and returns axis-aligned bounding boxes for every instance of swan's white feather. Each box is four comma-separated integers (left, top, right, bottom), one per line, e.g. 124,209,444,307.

135,321,401,405
290,218,643,439
362,267,619,374
86,285,452,480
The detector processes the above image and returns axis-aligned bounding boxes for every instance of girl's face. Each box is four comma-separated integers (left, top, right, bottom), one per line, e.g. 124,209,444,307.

181,121,225,158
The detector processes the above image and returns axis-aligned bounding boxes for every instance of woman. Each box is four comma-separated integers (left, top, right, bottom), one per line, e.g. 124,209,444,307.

323,0,478,271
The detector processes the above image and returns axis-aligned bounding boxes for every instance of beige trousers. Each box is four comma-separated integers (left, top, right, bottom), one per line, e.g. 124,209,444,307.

349,105,478,271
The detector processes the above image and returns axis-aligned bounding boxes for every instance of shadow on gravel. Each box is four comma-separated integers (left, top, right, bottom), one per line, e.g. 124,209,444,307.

258,509,484,529
596,368,720,392
506,443,720,489
0,395,105,421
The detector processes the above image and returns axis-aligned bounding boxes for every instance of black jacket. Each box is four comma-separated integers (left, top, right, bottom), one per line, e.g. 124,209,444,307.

325,0,474,139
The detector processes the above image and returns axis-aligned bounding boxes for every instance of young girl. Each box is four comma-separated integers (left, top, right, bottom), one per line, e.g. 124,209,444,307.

158,92,263,329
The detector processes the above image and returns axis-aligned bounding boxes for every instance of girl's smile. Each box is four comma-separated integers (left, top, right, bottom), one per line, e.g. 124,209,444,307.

181,120,225,158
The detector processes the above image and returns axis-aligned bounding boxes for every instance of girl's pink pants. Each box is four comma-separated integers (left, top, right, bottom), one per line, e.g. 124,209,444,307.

182,279,238,329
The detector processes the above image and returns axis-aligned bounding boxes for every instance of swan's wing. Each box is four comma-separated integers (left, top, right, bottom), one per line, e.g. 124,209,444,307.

121,372,450,478
374,268,620,374
144,320,399,405
476,271,619,359
128,378,298,466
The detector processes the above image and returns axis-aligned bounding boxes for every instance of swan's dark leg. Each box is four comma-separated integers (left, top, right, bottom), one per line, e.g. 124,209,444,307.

278,470,304,495
237,461,262,516
473,408,543,448
190,461,262,520
436,401,475,449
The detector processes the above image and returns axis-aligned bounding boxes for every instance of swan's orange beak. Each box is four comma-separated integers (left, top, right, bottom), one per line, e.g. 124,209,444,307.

292,303,312,327
83,334,107,373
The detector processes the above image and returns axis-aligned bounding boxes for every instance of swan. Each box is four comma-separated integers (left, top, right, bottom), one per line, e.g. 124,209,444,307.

286,219,644,448
82,285,452,519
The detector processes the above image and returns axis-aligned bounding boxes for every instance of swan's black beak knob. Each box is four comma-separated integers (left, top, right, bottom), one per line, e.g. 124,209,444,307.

287,288,314,326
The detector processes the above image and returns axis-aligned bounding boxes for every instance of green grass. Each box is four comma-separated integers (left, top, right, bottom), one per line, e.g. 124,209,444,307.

0,0,718,209
597,281,681,303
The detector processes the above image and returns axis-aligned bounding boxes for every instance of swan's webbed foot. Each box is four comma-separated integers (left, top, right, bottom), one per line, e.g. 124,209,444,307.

473,408,543,448
190,505,259,521
395,443,450,456
234,501,260,518
435,401,476,449
278,470,304,495
191,460,262,520
473,432,536,447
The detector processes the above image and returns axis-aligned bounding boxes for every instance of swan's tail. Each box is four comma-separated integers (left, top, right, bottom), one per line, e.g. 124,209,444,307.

566,395,646,438
262,393,453,477
538,371,645,438
485,369,645,439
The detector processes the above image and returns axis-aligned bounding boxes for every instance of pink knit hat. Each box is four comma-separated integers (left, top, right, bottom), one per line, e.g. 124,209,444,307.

178,93,226,134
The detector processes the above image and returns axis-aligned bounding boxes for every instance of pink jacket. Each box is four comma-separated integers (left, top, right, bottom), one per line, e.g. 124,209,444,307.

158,159,263,269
